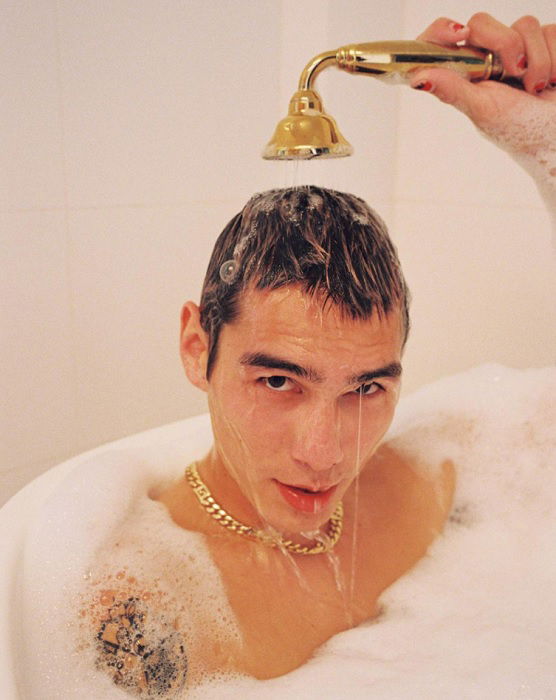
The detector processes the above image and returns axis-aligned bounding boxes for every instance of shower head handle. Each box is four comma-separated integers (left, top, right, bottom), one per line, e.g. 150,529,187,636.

299,40,504,90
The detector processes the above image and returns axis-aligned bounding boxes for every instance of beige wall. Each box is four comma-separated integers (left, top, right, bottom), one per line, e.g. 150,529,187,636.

2,0,555,505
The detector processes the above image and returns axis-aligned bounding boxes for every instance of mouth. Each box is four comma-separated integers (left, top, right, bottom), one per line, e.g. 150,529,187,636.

274,480,338,514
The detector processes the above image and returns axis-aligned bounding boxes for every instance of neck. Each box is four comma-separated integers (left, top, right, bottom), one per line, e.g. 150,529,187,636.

200,450,265,526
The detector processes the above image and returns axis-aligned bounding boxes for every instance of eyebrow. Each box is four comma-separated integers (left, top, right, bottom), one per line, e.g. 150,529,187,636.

239,352,402,385
347,362,402,385
240,352,323,382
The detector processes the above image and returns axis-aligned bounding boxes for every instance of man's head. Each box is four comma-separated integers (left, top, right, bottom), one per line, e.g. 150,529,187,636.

180,187,410,535
197,186,409,379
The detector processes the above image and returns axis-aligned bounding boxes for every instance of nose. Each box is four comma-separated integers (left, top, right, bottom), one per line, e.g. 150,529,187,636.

291,400,344,472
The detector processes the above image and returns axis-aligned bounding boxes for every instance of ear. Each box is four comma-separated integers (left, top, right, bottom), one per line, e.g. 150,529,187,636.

179,302,209,392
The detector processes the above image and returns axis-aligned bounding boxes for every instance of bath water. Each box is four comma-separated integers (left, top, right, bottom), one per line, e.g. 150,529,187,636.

283,159,301,188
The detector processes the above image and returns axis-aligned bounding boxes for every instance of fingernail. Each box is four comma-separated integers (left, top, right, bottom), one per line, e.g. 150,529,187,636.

517,54,527,71
413,80,433,92
449,22,466,32
534,81,547,93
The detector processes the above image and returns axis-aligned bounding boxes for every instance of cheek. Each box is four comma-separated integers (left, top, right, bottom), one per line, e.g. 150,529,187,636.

209,383,291,455
340,399,397,456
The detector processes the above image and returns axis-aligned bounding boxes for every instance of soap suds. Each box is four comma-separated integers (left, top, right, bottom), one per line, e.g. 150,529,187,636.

479,98,556,246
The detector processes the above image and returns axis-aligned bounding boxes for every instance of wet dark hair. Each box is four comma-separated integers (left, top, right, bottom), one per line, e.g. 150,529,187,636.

199,186,410,378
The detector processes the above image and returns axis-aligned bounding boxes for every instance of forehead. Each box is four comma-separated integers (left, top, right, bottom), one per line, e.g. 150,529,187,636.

220,285,403,364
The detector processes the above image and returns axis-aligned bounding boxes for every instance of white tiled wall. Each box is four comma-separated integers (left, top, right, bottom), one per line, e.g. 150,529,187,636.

1,2,66,211
397,0,556,390
398,202,555,387
2,0,554,505
2,210,75,467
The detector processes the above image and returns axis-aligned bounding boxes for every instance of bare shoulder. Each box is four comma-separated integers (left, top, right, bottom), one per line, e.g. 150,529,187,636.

366,405,473,528
374,442,456,529
83,572,189,696
156,474,200,532
355,441,456,571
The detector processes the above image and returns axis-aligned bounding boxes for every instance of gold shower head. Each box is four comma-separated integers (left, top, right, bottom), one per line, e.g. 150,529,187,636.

262,88,353,160
263,41,505,161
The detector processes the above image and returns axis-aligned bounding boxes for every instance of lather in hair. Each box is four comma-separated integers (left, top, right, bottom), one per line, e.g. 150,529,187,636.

199,186,410,378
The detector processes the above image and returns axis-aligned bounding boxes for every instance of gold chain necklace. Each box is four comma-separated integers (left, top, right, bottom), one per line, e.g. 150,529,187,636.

185,463,343,555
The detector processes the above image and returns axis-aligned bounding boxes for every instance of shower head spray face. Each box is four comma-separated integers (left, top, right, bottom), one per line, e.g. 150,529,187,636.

262,89,353,160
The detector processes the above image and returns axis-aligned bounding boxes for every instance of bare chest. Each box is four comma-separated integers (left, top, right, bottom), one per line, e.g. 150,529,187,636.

153,446,454,680
206,520,388,679
204,459,454,678
210,556,377,679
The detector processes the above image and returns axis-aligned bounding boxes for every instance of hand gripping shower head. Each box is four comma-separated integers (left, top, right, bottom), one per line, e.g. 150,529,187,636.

262,40,506,160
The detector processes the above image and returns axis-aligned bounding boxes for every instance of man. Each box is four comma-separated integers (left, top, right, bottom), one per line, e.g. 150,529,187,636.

90,12,555,695
157,186,455,681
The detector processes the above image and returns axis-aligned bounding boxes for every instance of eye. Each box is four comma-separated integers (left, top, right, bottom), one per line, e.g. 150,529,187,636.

262,376,293,392
354,382,381,396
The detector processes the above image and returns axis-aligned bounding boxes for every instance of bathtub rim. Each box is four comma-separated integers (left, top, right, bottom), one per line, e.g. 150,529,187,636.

0,411,211,700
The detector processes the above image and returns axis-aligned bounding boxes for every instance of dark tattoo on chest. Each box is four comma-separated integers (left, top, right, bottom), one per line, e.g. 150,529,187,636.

96,597,187,696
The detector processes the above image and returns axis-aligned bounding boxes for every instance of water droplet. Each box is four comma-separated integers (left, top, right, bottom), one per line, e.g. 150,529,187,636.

219,260,237,283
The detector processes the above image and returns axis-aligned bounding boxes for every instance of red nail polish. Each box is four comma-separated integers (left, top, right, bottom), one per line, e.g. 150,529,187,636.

450,22,465,32
535,81,546,93
517,55,528,71
414,80,433,92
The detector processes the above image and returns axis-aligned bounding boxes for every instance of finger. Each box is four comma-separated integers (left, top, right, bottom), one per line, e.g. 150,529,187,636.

417,17,470,45
467,12,525,77
542,24,556,87
512,15,551,93
408,68,483,120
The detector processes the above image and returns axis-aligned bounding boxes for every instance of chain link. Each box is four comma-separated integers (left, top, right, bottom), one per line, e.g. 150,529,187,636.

185,463,343,555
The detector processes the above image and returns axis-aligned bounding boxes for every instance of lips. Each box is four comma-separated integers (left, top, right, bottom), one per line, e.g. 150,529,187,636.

275,480,337,514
